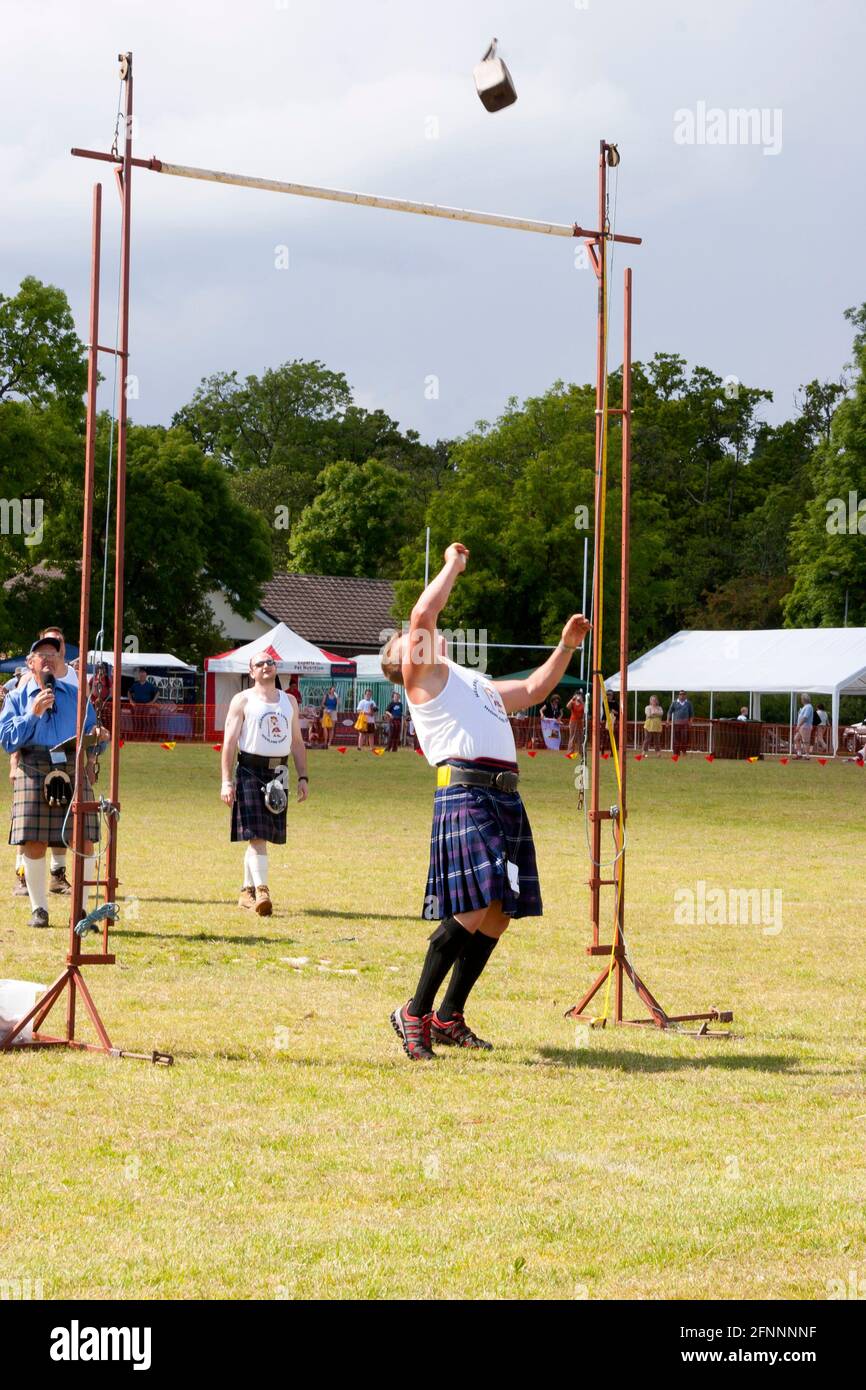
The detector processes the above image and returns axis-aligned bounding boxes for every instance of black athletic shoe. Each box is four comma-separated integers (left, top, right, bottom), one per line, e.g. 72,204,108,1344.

29,907,50,929
390,1003,435,1061
429,1011,494,1050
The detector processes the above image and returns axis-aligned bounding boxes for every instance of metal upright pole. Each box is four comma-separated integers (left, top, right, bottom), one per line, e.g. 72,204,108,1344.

107,52,133,912
580,536,588,685
587,141,607,947
613,267,633,1023
67,182,103,1041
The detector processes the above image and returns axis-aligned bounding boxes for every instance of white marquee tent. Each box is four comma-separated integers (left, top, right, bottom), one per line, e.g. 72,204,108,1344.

606,628,866,754
204,622,337,736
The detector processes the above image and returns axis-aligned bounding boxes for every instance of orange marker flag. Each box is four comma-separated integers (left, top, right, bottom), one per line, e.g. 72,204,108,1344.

634,753,644,761
747,756,759,763
212,743,222,752
415,748,424,756
779,757,789,764
372,747,385,756
161,741,176,751
671,753,679,762
705,754,714,762
526,750,537,758
337,747,347,754
817,758,828,766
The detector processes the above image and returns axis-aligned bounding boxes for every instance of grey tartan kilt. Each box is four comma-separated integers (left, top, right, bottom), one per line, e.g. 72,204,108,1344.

9,750,100,847
230,763,287,844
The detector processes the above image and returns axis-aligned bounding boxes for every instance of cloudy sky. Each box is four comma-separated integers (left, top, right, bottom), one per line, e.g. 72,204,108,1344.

3,0,863,441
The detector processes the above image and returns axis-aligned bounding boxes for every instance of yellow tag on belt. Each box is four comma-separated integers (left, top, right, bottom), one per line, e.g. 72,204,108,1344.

436,765,452,788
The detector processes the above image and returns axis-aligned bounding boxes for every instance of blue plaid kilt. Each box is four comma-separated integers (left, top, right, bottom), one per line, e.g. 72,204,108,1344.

230,763,287,844
422,783,542,921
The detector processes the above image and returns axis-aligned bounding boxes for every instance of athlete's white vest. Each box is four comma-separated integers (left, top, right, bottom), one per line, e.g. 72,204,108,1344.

406,659,516,766
238,689,294,756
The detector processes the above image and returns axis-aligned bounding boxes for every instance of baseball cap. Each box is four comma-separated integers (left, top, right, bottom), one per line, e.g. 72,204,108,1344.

29,636,61,654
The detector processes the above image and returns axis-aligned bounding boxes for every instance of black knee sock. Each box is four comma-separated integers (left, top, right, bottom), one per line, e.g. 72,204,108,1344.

408,917,471,1018
436,931,500,1021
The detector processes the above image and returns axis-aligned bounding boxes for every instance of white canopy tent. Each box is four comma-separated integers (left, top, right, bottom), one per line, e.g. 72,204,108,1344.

606,628,866,754
87,650,195,672
204,621,335,736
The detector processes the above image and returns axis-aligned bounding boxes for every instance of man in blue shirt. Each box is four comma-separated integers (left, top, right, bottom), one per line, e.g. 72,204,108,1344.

385,692,404,752
0,636,99,929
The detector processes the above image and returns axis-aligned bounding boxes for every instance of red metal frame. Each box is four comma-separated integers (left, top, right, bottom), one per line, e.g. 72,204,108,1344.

2,55,170,1064
565,143,732,1035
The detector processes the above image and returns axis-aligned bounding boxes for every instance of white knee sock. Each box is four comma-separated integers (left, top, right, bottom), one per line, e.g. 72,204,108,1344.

246,847,268,888
243,848,254,888
23,855,48,912
50,848,66,873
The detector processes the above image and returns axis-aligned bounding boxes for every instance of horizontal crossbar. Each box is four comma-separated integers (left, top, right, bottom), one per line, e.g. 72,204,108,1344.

70,148,642,244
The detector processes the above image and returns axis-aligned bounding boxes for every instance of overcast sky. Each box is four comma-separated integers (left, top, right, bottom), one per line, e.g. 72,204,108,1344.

2,0,863,441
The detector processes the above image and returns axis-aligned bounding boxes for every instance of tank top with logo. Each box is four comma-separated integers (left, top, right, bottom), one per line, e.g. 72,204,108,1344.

405,658,516,766
238,689,294,756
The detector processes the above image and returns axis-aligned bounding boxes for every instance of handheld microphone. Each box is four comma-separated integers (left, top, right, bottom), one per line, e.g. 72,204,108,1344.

42,670,56,708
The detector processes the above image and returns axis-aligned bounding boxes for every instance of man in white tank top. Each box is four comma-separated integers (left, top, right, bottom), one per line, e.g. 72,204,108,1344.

381,542,590,1060
220,651,309,916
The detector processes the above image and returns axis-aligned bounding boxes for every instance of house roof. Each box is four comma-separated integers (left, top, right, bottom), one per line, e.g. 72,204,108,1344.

260,574,397,651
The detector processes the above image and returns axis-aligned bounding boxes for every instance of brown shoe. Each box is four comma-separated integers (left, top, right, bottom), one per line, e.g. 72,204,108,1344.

13,869,29,897
254,885,273,917
50,868,72,895
237,886,256,910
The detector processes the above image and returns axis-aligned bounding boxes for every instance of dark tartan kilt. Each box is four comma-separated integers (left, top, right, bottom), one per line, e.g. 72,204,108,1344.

231,763,287,844
422,784,543,921
9,751,100,846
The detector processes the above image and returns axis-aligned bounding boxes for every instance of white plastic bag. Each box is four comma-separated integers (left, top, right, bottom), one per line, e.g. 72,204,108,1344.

0,979,47,1046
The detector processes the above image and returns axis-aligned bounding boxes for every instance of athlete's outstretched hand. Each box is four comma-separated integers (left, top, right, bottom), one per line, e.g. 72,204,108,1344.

444,543,469,572
561,614,592,649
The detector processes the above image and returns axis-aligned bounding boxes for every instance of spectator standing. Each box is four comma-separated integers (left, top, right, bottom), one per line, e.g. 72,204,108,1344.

736,706,749,722
128,667,158,738
355,688,378,749
667,690,694,755
385,691,404,752
642,695,664,754
813,702,830,754
320,685,339,749
793,693,814,758
566,692,585,753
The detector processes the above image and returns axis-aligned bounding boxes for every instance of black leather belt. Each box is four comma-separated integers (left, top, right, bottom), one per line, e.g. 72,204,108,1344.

238,751,289,772
438,762,519,793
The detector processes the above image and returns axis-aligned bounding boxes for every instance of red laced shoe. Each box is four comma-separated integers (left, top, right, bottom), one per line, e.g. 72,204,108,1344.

429,1011,493,1051
390,1003,435,1061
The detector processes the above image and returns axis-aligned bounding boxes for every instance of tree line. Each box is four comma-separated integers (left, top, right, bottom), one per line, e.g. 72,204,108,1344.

1,274,863,674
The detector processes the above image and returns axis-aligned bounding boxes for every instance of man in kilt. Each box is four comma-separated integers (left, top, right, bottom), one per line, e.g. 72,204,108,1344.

381,542,590,1060
0,637,99,929
220,652,309,916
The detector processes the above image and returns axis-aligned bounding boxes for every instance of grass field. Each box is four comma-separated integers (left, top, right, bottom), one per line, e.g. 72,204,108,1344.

0,744,863,1300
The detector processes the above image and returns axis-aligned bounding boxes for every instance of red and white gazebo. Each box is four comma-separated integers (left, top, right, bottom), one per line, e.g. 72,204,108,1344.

204,622,354,738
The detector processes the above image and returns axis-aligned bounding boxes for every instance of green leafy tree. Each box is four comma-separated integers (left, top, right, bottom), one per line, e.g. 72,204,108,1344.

784,306,866,627
0,276,86,411
289,458,422,578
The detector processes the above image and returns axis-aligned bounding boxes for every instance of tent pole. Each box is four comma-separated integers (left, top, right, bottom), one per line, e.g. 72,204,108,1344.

709,691,714,753
789,692,794,756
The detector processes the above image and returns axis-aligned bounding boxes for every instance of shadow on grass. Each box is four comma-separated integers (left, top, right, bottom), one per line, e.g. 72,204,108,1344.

111,929,296,947
303,907,414,922
534,1046,827,1075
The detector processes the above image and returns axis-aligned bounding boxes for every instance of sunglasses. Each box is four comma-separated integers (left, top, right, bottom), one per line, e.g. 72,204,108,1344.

253,658,276,669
